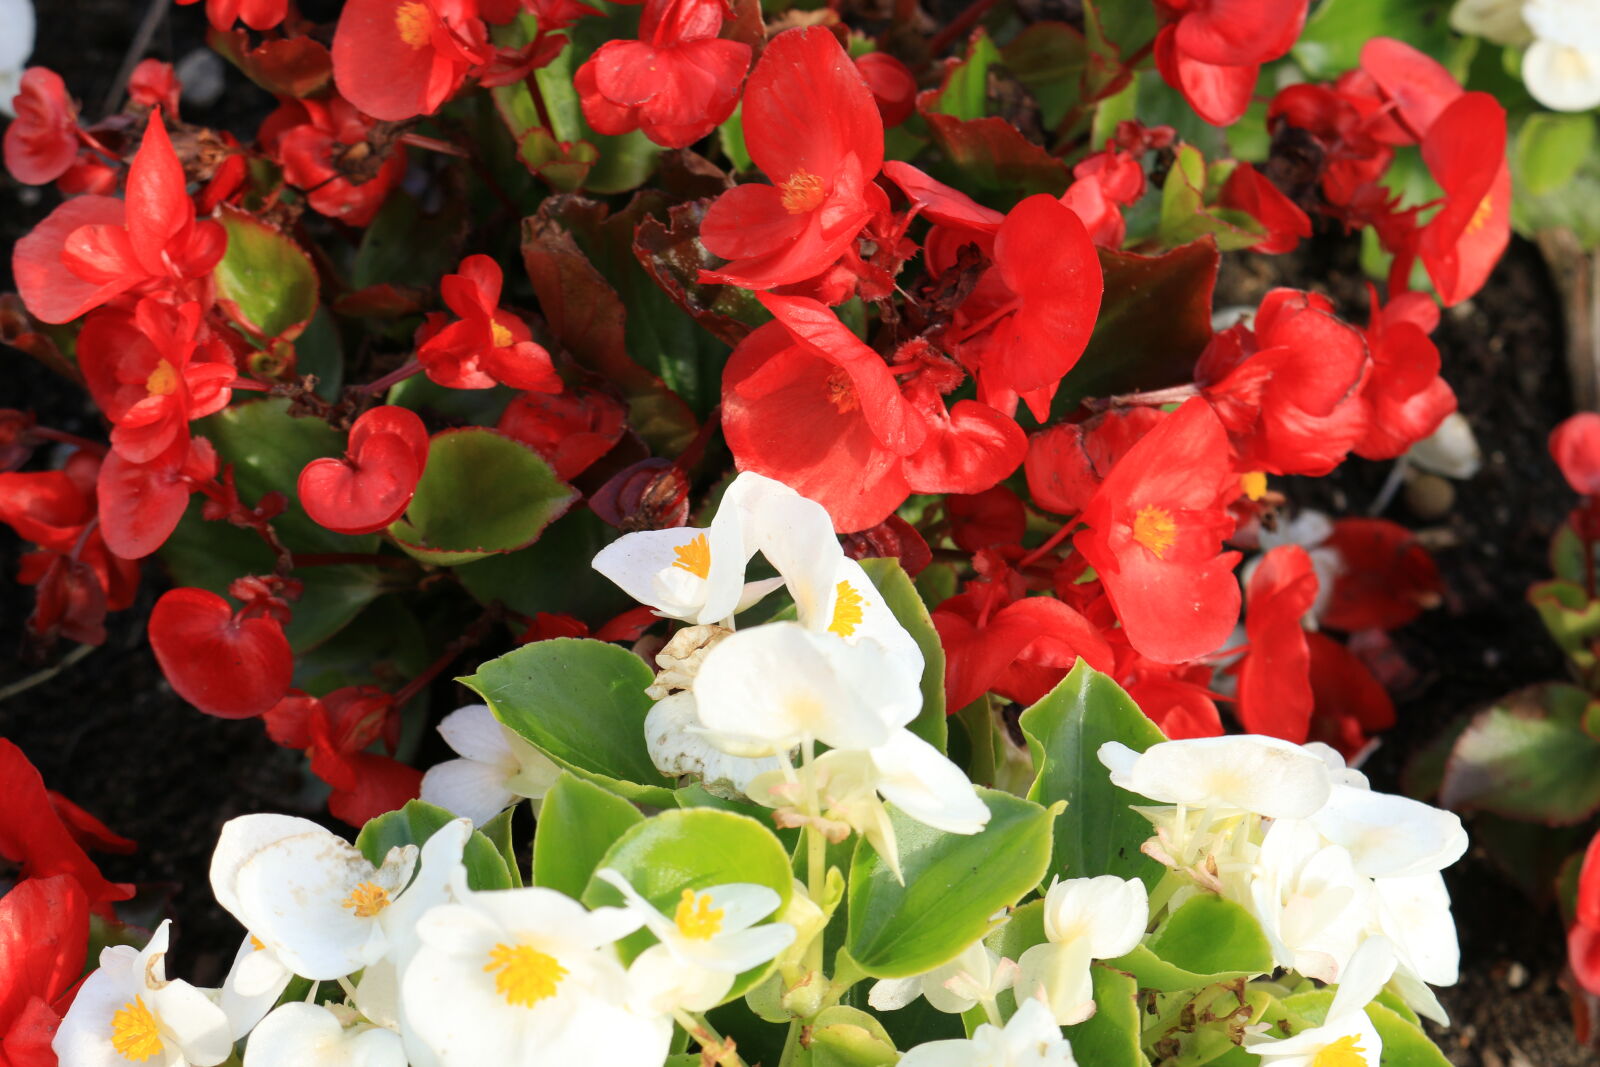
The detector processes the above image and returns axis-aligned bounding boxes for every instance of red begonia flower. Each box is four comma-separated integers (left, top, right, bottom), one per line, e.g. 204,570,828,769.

1125,671,1224,739
1303,630,1395,758
1165,0,1310,68
1266,82,1395,214
934,589,1115,712
307,712,422,828
149,586,294,718
96,435,217,560
1232,544,1318,741
126,59,182,115
262,95,408,227
1153,25,1258,128
417,255,560,391
0,873,88,1061
1414,92,1510,308
1318,518,1444,632
299,405,429,536
1219,162,1311,255
1571,831,1600,994
699,27,883,291
1025,407,1164,517
1358,37,1462,143
1579,830,1600,931
3,68,79,186
496,386,626,481
947,487,1026,553
176,0,289,30
0,739,133,907
47,793,136,856
576,0,750,148
333,0,489,121
1073,398,1242,664
1353,289,1455,460
1553,413,1600,497
854,52,917,128
897,390,1026,498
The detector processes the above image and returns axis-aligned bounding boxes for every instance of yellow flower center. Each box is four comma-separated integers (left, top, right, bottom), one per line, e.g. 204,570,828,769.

779,170,826,214
1312,1034,1369,1067
672,532,712,579
249,934,265,951
110,996,163,1062
1131,505,1177,559
341,881,391,918
1240,471,1267,501
145,360,179,397
484,942,568,1007
826,367,858,413
673,889,725,940
490,321,514,348
394,0,433,48
829,580,865,638
1465,192,1494,235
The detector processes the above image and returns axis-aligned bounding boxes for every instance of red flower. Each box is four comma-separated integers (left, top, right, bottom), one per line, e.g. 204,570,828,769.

299,405,430,536
854,52,917,128
1353,289,1455,460
417,255,560,391
1025,407,1163,517
13,111,226,324
1413,92,1510,308
126,59,182,115
148,586,295,718
261,95,408,227
699,28,883,291
1303,631,1395,758
1553,413,1600,497
1569,830,1600,995
1073,398,1242,664
947,487,1026,553
496,386,626,481
576,0,750,149
1060,144,1146,248
307,713,423,828
1318,518,1444,632
3,68,79,187
0,874,90,1063
0,739,133,909
1153,0,1308,127
1358,38,1463,144
1232,545,1318,741
1219,162,1311,255
332,0,489,121
1125,670,1224,740
934,591,1115,711
96,435,217,561
176,0,289,30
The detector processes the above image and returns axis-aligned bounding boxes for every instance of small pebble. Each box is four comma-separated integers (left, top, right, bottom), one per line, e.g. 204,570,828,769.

1506,961,1528,989
176,48,226,109
1406,473,1455,520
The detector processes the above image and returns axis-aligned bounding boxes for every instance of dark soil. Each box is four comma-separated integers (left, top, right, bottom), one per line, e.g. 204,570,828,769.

0,4,1592,1063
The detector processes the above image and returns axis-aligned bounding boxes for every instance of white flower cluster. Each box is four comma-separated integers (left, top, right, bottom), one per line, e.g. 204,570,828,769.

592,471,991,877
1452,0,1600,110
1101,735,1468,1067
52,816,795,1067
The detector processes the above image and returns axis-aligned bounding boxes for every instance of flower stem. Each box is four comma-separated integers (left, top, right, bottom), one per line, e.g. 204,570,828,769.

672,1010,748,1067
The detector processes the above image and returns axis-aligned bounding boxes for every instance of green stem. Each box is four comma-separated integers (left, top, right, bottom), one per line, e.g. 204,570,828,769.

673,1010,748,1067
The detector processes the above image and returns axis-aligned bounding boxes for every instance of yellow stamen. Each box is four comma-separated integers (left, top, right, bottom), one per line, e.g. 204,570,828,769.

779,170,826,214
394,0,433,48
1132,505,1177,559
249,935,265,951
1240,471,1267,501
110,996,163,1062
484,942,567,1007
673,889,724,940
1465,192,1494,235
672,532,712,580
490,321,514,348
1312,1034,1369,1067
829,580,865,638
145,360,179,397
826,367,858,413
341,881,391,918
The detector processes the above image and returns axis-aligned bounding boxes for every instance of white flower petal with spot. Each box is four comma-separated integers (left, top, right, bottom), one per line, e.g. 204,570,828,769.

242,1003,406,1067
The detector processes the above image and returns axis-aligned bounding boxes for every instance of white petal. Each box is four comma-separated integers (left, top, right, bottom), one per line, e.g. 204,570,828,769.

1311,786,1467,879
625,942,734,1012
52,963,138,1067
421,758,518,828
1039,876,1148,960
870,730,990,835
643,690,783,799
592,517,747,625
148,979,234,1065
436,704,515,766
867,977,920,1012
220,937,293,1039
1106,736,1332,819
1524,39,1600,111
244,1003,406,1067
1015,940,1096,1026
1373,872,1459,987
210,815,327,921
1327,936,1399,1021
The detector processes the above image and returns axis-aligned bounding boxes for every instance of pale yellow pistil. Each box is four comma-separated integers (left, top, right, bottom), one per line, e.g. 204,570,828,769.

1312,1034,1368,1067
673,889,724,940
110,996,163,1062
1131,505,1177,559
395,1,433,48
829,580,865,637
484,943,568,1007
341,881,391,918
672,532,712,579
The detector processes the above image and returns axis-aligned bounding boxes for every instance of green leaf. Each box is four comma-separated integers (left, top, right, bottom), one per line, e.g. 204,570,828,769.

1528,579,1600,669
1516,113,1596,197
1061,966,1143,1067
214,205,318,342
1293,0,1452,80
1283,993,1452,1067
1018,661,1166,888
388,428,577,565
456,508,633,621
532,772,644,898
353,189,466,290
355,800,513,890
1439,683,1600,824
810,1005,900,1067
582,808,792,1001
462,638,676,807
859,558,946,750
926,30,1003,122
846,789,1053,978
1002,22,1090,131
1141,894,1273,981
478,806,522,887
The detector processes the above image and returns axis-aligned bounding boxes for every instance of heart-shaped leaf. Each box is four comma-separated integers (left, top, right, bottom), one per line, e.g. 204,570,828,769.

149,587,292,718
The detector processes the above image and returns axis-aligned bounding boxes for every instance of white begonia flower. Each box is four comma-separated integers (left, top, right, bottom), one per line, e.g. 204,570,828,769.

219,934,293,1040
899,998,1079,1067
1450,0,1532,45
591,473,785,625
1099,736,1333,821
693,622,920,758
1522,0,1600,110
0,0,35,118
242,1003,406,1067
868,940,1014,1015
400,885,669,1067
1371,871,1460,991
1015,876,1149,1025
1308,785,1467,880
52,920,233,1067
1243,936,1396,1067
210,814,419,981
643,690,784,800
1247,820,1372,985
595,868,796,1012
1407,413,1481,480
420,703,561,826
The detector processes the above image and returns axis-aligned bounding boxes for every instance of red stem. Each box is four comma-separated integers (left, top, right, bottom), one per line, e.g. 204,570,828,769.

1017,520,1077,569
291,552,414,570
397,132,470,158
390,608,501,707
28,427,108,456
358,359,424,397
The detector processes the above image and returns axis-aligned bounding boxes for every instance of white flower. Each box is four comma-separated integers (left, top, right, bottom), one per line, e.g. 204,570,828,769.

219,934,293,1040
242,1003,406,1067
1407,413,1481,480
1308,785,1467,880
1099,736,1333,821
596,868,796,1011
0,0,35,118
1015,876,1148,1025
693,622,920,758
868,939,1013,1015
1371,872,1460,1001
399,885,668,1067
642,690,784,800
1521,0,1600,110
1244,936,1395,1067
1247,820,1372,984
210,814,418,980
53,921,233,1067
899,998,1079,1067
1450,0,1532,46
420,704,561,826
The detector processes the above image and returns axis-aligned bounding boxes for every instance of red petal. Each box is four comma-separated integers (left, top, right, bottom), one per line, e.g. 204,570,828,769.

96,448,194,559
1359,37,1463,141
349,404,430,471
0,875,88,1026
11,195,130,324
1155,26,1258,128
1234,545,1317,740
125,112,193,277
742,27,882,187
1553,413,1600,497
298,431,422,536
149,587,294,718
1173,0,1308,68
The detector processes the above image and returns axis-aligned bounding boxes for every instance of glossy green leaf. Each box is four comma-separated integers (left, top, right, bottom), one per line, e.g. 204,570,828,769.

462,637,676,806
1439,683,1600,824
1528,579,1600,669
927,31,1003,122
456,509,633,622
846,789,1053,977
1018,661,1166,888
1516,113,1596,197
1002,22,1090,131
353,189,466,289
1293,0,1452,79
478,806,522,887
388,428,576,565
1061,965,1142,1067
859,558,946,750
355,800,512,890
810,1005,900,1067
532,772,644,898
214,205,318,342
1147,894,1273,977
